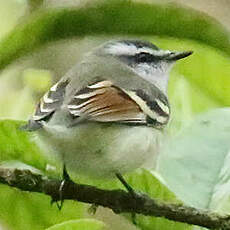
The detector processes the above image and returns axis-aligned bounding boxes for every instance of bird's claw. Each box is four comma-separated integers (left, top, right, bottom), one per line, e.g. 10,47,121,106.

50,164,72,211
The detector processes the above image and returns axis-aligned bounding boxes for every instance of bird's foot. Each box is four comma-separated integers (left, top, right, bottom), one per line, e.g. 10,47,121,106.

116,173,139,225
51,165,72,210
115,173,140,198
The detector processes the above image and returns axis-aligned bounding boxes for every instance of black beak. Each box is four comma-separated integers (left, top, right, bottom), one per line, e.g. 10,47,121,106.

165,51,193,61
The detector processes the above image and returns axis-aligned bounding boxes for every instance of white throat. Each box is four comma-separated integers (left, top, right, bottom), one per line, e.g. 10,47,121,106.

132,62,172,95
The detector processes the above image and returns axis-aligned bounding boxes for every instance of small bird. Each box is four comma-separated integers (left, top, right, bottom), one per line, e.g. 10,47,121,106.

25,39,192,191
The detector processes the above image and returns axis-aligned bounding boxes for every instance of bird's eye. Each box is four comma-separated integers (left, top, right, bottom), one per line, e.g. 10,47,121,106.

136,52,152,63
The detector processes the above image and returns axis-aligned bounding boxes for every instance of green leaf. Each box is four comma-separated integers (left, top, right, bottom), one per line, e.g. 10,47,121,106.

0,184,85,230
46,219,105,230
158,108,230,213
23,68,52,92
0,119,47,170
0,0,229,70
0,119,85,230
126,169,192,230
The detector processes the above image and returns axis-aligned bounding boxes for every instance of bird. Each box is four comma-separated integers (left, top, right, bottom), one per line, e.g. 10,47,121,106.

24,39,192,193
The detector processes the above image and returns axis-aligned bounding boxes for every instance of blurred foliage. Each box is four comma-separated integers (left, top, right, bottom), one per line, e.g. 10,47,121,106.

158,108,230,212
0,0,230,70
0,184,85,230
0,0,230,230
23,68,52,92
0,120,47,169
0,1,26,39
126,170,191,230
46,219,106,230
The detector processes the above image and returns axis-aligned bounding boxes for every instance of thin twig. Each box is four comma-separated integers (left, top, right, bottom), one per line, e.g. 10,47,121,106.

0,167,230,229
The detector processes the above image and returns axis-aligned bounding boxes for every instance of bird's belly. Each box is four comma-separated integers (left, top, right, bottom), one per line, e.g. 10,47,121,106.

38,122,160,178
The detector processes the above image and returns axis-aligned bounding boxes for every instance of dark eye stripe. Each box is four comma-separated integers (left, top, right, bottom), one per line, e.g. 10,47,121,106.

119,52,158,65
135,52,155,63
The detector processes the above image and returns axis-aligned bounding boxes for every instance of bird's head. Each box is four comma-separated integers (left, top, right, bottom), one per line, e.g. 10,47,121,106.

95,39,193,94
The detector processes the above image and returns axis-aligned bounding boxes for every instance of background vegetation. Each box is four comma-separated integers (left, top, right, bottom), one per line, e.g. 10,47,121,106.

0,0,230,229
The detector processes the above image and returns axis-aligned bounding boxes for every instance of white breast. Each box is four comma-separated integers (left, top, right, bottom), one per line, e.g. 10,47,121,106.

132,62,173,95
36,122,161,179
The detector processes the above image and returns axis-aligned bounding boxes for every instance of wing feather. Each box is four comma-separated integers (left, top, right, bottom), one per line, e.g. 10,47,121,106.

68,80,169,127
24,79,69,131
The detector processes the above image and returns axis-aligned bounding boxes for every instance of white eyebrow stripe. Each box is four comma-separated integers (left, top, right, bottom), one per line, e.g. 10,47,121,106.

137,47,154,54
105,42,171,57
136,49,171,56
106,43,138,56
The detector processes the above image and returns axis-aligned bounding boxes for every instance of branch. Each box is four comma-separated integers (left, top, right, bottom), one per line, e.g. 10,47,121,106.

0,167,230,229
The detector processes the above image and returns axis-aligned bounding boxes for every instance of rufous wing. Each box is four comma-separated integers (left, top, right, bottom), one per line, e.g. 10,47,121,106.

68,80,169,127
